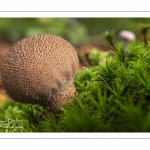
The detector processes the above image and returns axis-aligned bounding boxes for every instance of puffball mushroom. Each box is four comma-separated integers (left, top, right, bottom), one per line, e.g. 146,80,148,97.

1,34,79,113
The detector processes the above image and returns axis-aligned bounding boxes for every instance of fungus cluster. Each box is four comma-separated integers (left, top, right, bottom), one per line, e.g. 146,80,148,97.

1,34,79,113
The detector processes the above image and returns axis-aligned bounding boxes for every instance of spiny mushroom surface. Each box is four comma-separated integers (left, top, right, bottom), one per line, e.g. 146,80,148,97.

1,34,79,113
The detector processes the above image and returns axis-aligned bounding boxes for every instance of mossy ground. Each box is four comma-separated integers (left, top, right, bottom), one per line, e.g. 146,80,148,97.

1,41,150,132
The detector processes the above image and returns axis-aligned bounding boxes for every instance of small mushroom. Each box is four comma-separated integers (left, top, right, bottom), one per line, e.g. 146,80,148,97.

119,30,136,48
1,34,79,113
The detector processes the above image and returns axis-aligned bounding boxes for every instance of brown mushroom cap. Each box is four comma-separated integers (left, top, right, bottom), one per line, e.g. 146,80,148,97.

1,34,79,113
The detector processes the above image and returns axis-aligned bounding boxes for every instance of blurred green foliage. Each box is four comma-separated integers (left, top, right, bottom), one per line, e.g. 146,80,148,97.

1,18,150,46
0,18,89,45
80,18,150,36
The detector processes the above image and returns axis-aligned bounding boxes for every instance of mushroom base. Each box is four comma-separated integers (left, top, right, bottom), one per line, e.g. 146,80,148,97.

45,81,77,114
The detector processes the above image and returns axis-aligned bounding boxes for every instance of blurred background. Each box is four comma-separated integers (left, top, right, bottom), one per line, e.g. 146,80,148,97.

0,18,150,57
0,18,150,101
